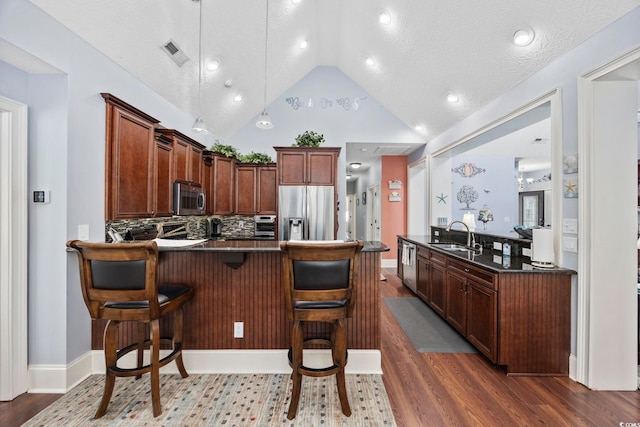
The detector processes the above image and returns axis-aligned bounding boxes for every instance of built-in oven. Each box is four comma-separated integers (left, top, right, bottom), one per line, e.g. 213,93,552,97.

254,215,276,238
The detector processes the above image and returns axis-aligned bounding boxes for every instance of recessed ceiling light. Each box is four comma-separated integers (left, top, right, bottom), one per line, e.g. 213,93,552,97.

446,93,459,103
365,56,376,67
291,0,301,4
379,10,391,25
415,125,425,132
233,92,244,102
206,60,220,71
299,39,308,49
513,27,535,46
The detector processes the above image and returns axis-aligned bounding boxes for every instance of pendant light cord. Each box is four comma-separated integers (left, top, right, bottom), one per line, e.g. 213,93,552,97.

197,0,203,117
262,0,269,111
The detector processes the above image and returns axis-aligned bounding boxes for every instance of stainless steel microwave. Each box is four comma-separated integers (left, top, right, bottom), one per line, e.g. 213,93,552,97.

173,181,206,215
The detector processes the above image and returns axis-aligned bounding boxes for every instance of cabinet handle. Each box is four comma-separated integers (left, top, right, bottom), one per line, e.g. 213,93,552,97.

464,268,470,273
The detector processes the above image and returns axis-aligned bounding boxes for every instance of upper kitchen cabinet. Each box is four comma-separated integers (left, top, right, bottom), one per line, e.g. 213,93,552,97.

235,164,277,215
153,131,174,218
274,147,340,186
103,93,160,220
211,153,236,215
156,129,205,185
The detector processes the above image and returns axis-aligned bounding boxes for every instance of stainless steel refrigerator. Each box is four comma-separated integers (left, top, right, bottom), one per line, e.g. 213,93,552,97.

278,186,335,240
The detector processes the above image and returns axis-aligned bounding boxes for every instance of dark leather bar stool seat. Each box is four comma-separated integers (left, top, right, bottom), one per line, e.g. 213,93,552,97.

280,240,363,420
67,240,194,418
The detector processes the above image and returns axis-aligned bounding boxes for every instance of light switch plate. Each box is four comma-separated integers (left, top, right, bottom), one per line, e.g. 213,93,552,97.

562,218,578,234
234,322,244,338
522,247,532,257
562,237,578,253
493,242,503,251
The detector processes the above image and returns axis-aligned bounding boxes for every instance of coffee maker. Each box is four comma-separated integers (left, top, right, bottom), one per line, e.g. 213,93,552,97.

206,218,222,238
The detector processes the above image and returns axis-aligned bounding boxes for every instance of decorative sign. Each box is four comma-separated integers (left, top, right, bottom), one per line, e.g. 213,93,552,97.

285,96,367,111
388,191,401,202
563,177,578,198
563,154,578,174
388,179,402,189
452,162,486,178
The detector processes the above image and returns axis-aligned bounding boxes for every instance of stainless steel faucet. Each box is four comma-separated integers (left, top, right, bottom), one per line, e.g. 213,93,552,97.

445,220,473,247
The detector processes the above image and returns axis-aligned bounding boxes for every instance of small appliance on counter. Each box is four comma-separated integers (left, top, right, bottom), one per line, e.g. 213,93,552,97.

206,218,222,238
254,215,276,238
173,181,206,216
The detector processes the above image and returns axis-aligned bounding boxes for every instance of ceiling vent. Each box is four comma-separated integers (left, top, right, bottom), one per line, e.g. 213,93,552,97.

161,39,189,67
374,145,414,155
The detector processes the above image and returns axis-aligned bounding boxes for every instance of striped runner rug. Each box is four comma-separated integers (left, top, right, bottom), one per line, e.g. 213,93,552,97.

23,373,396,426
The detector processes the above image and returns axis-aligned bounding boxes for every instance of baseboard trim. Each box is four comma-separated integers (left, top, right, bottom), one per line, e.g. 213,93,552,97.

569,353,577,381
381,259,397,269
28,349,382,392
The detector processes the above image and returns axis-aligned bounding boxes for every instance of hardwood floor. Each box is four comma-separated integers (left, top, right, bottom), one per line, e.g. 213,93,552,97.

3,268,638,426
380,267,640,426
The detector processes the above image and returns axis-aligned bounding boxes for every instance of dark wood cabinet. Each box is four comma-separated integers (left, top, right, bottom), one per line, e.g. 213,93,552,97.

428,252,447,317
156,129,205,185
397,236,571,374
235,165,257,215
212,154,235,215
396,238,404,281
153,132,174,217
103,93,159,220
257,166,277,214
274,147,340,186
201,152,214,215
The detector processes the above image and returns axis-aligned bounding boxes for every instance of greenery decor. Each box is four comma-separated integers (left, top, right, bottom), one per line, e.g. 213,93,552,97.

238,152,273,164
210,140,239,158
294,131,325,147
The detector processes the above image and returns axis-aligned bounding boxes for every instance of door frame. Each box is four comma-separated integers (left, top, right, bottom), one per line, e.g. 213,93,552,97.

408,157,428,235
0,95,29,400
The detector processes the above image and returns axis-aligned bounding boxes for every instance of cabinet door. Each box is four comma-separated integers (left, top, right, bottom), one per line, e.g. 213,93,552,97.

307,151,336,185
235,165,257,214
190,145,203,185
257,166,277,214
107,108,154,219
201,160,213,215
173,137,190,182
153,137,174,217
213,155,235,215
278,151,306,185
416,255,429,302
467,281,497,361
429,262,446,317
446,270,468,334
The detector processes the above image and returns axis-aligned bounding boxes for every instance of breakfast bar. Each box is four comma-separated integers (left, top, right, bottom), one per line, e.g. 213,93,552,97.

89,240,388,355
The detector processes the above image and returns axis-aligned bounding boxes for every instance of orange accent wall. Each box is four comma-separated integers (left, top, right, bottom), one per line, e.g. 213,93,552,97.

381,156,407,259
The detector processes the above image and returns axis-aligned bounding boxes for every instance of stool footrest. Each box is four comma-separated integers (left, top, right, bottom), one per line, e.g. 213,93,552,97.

108,340,183,377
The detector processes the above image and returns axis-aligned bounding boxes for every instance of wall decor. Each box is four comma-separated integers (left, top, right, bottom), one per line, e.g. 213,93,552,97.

389,191,401,202
452,162,486,178
285,96,367,111
388,179,402,189
362,192,367,205
563,177,578,198
436,193,448,204
456,185,479,209
563,154,578,174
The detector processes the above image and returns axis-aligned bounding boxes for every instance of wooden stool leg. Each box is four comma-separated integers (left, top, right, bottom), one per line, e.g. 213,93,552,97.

136,322,145,380
96,320,119,419
150,319,162,418
334,319,351,417
172,308,188,378
287,320,304,420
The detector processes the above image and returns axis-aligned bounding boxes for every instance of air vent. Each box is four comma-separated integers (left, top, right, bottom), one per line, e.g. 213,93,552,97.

531,137,549,144
373,145,414,155
161,39,189,67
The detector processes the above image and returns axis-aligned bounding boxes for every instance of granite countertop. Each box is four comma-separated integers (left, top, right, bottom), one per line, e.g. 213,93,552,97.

157,239,389,253
399,235,575,275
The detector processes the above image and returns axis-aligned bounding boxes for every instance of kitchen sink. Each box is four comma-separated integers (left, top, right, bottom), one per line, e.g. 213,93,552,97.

429,242,472,252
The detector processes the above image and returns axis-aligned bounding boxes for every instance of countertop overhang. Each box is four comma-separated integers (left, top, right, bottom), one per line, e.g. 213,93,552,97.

156,239,389,253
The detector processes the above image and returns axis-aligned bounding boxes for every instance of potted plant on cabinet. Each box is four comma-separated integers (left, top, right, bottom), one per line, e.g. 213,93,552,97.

294,131,325,147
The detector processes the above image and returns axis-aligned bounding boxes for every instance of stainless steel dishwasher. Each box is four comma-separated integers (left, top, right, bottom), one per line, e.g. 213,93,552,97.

401,241,417,293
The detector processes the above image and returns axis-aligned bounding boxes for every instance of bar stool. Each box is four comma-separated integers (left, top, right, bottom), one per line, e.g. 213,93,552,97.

67,240,194,418
280,240,363,419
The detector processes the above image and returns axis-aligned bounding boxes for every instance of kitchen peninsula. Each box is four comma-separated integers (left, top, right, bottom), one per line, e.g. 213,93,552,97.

89,240,388,371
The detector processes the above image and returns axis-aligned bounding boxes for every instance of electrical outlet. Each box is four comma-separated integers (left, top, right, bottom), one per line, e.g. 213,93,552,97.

522,247,532,257
503,216,510,223
493,241,503,251
234,322,244,338
434,230,440,236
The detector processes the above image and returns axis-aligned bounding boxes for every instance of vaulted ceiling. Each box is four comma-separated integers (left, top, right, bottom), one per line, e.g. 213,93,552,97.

28,0,640,140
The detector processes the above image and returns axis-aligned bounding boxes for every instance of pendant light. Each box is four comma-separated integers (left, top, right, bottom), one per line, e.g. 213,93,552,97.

256,0,273,129
191,0,209,135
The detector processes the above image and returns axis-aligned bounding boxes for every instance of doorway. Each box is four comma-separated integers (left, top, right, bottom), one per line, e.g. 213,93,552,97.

0,96,29,400
366,184,381,241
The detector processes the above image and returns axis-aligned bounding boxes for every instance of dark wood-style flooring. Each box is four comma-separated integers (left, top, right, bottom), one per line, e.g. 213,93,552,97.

2,268,638,426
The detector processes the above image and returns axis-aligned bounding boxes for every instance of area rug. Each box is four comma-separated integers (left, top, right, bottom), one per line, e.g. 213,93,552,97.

384,297,477,353
23,373,396,426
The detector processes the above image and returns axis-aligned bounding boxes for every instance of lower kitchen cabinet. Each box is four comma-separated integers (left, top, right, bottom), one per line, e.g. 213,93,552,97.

397,237,571,375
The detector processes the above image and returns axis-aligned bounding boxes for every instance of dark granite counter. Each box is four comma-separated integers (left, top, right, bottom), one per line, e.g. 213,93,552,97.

399,235,575,275
157,239,388,253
